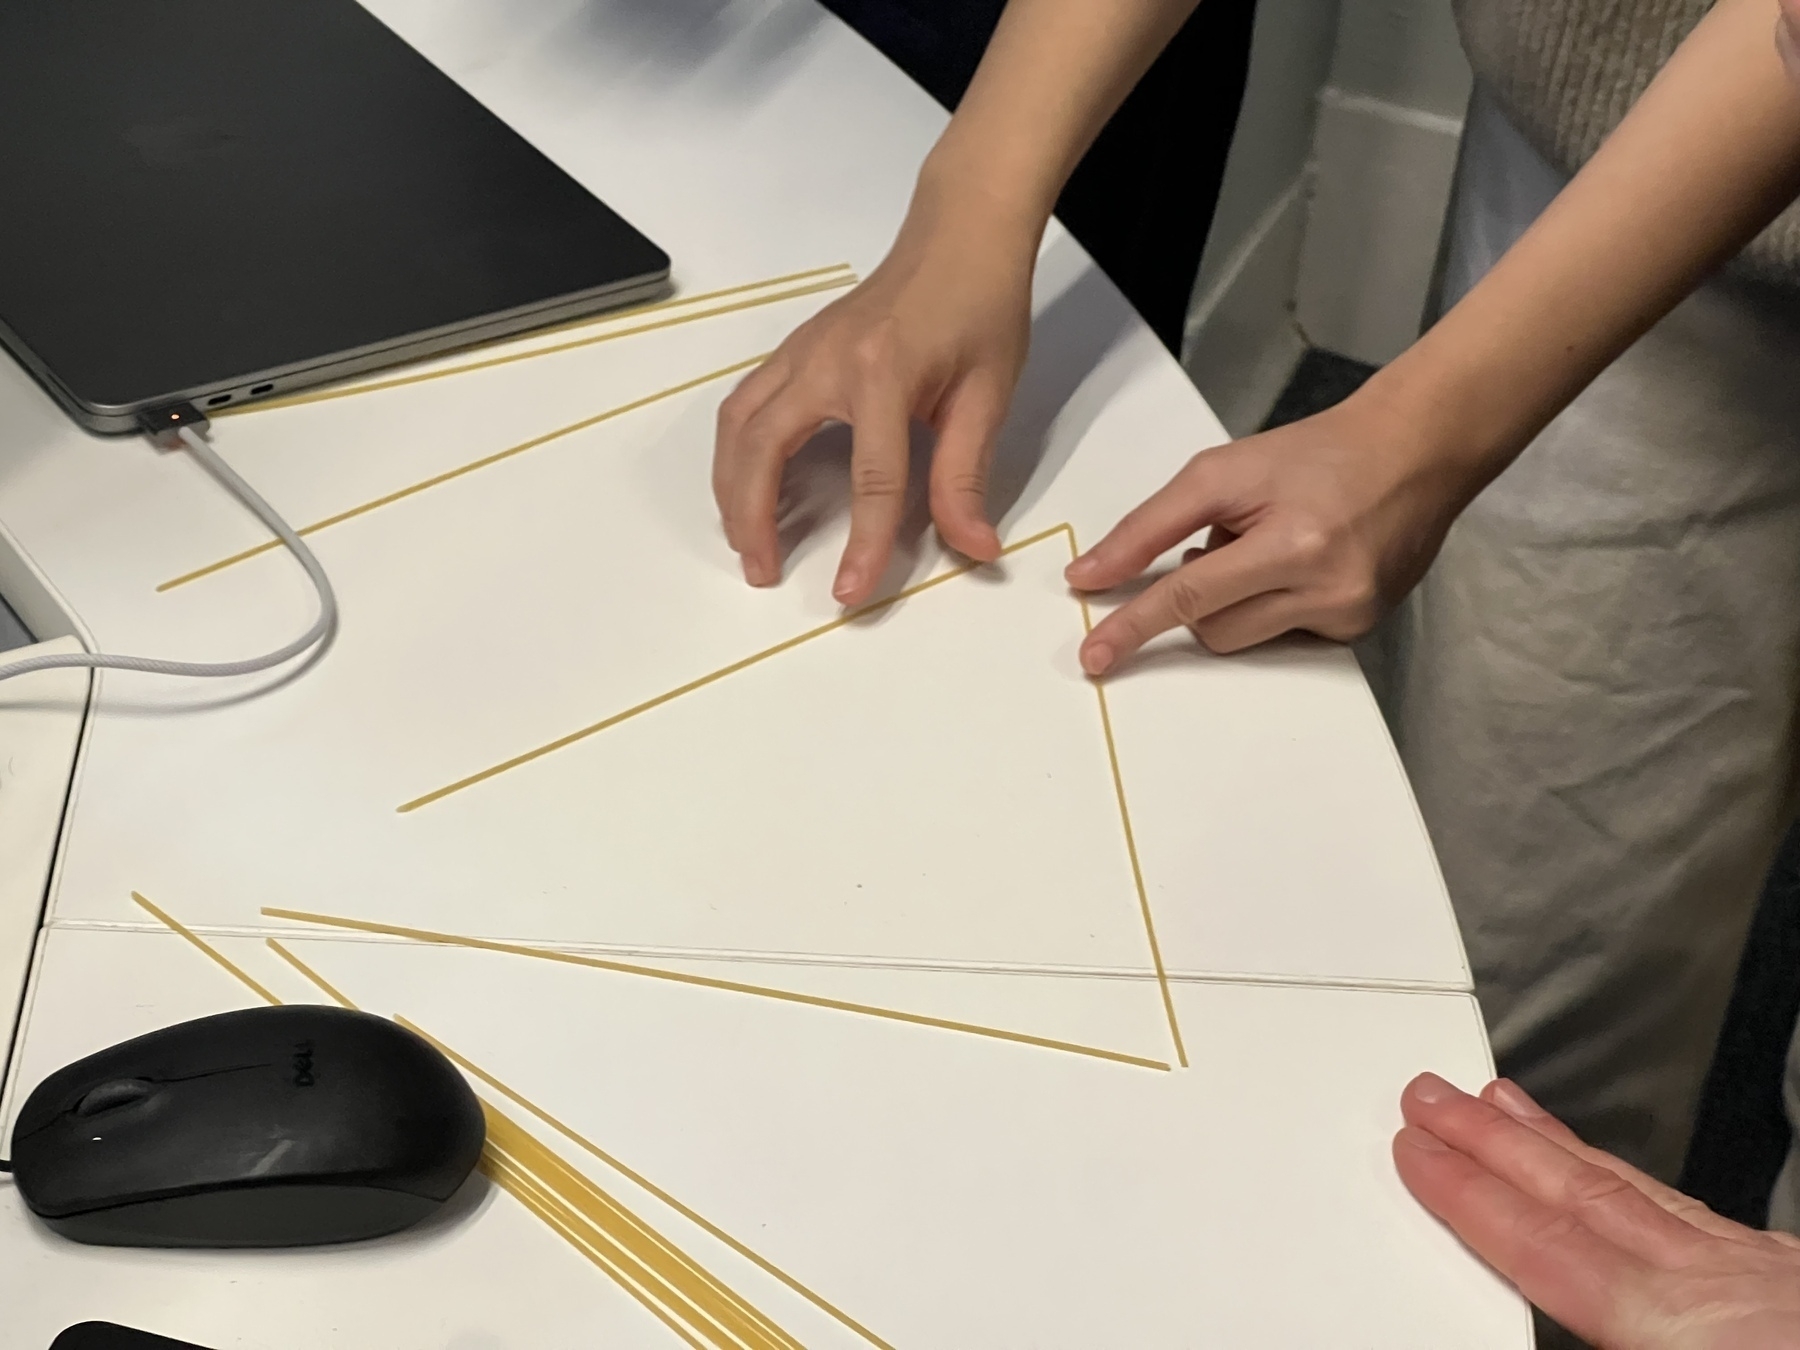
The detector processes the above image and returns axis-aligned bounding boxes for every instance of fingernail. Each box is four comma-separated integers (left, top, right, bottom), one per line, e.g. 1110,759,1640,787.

743,558,774,587
1082,641,1114,676
1065,556,1095,581
1396,1125,1451,1153
1409,1072,1457,1104
1489,1079,1546,1121
833,566,864,603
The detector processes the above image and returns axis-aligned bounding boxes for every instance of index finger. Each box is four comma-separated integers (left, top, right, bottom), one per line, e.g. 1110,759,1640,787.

714,358,790,536
722,390,834,586
1077,532,1288,675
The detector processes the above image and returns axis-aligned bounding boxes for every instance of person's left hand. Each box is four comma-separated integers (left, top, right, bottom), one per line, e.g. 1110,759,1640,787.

1394,1072,1800,1349
712,174,1033,605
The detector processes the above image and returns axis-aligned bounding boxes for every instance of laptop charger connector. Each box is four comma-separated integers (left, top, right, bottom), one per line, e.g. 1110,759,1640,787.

0,412,338,686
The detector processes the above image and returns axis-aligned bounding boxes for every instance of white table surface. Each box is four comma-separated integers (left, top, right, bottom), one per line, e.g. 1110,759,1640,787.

0,2,1526,1345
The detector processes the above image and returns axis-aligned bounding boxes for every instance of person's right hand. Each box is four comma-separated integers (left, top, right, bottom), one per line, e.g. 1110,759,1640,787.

713,179,1036,607
1395,1072,1800,1349
1064,385,1483,671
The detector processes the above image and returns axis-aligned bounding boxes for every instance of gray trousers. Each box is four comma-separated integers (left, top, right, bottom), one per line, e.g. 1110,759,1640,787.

1367,87,1800,1197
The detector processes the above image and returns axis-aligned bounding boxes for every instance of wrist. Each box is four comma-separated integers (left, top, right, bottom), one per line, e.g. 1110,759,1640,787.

1340,359,1516,512
1351,340,1542,503
912,135,1055,255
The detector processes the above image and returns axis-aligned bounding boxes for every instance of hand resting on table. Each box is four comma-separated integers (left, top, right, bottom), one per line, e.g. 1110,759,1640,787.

1395,1072,1800,1350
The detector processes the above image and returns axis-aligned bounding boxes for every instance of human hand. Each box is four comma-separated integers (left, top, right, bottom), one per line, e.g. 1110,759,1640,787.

1063,390,1476,673
713,178,1035,606
1394,1072,1800,1349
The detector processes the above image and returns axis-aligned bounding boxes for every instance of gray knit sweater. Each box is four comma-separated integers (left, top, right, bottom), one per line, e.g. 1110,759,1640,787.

1454,0,1800,282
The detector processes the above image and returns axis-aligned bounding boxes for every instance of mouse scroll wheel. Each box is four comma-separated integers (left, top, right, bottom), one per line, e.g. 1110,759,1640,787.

73,1079,155,1117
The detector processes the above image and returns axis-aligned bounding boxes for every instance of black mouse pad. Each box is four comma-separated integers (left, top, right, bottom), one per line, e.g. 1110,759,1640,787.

51,1324,217,1350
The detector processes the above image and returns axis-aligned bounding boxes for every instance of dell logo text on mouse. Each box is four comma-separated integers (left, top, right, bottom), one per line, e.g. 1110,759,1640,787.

291,1041,315,1088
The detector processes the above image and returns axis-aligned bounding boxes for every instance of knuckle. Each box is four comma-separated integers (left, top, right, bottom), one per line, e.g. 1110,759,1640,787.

718,358,782,423
1179,447,1217,477
1661,1195,1717,1227
851,462,906,500
1161,573,1209,623
935,468,989,502
784,312,829,347
1564,1167,1636,1215
1323,575,1382,636
1176,445,1239,496
849,323,902,378
716,395,752,440
1512,1207,1590,1255
1338,572,1380,614
1282,522,1334,568
738,413,791,463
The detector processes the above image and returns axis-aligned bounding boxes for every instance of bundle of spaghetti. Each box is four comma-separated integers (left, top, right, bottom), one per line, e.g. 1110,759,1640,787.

479,1102,803,1350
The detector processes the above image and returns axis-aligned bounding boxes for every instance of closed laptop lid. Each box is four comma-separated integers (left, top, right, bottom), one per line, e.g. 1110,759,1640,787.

0,0,670,427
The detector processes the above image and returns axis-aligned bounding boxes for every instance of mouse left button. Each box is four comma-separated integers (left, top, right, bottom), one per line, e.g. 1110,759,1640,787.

73,1080,156,1117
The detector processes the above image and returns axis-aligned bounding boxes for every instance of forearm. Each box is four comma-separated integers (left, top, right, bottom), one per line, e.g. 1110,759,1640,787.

910,0,1201,242
1370,0,1800,495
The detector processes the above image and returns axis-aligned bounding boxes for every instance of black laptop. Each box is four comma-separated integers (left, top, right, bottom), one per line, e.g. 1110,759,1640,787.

0,0,671,433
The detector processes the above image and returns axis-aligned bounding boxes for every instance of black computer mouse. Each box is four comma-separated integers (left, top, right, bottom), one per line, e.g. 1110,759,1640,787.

8,1004,486,1248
